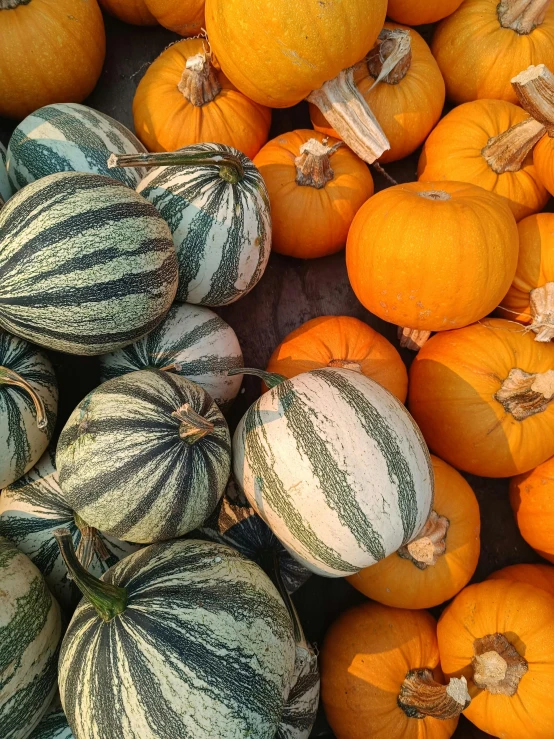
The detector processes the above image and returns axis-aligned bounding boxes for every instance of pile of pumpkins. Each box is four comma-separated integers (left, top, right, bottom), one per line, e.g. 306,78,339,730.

2,0,554,738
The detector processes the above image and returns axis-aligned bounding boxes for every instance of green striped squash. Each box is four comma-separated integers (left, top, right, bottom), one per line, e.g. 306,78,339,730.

0,537,61,739
233,367,434,577
0,449,140,612
56,369,231,543
7,104,147,192
57,535,296,739
28,702,73,739
0,172,178,355
0,330,58,489
277,645,320,739
0,141,13,203
99,303,244,412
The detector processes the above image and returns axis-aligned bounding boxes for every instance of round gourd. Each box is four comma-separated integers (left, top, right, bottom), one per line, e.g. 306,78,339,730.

437,579,554,738
233,367,433,577
0,141,12,203
387,0,464,24
347,455,480,610
133,39,271,160
488,563,554,597
0,0,106,120
510,457,554,562
28,703,73,739
0,537,62,739
321,602,469,739
253,130,373,258
278,643,319,739
346,181,519,350
56,534,296,739
98,0,156,24
266,315,408,403
144,0,204,35
409,318,554,477
56,369,231,544
0,330,58,489
0,172,178,355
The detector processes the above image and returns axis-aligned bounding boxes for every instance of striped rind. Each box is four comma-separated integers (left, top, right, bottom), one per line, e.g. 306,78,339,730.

28,708,73,739
277,646,320,739
233,367,434,577
0,537,61,739
137,143,271,306
59,539,296,739
0,449,140,611
56,369,231,543
99,303,244,411
0,330,58,488
0,172,178,355
0,142,13,203
7,103,147,191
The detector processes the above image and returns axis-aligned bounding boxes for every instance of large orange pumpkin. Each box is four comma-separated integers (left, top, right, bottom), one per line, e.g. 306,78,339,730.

0,0,106,120
253,130,374,259
387,0,465,24
432,0,554,105
98,0,156,25
265,315,408,403
510,457,554,563
488,563,554,597
409,318,554,478
133,39,271,159
143,0,204,35
347,455,480,610
346,181,519,350
321,602,469,739
437,579,554,738
418,99,549,222
309,24,445,164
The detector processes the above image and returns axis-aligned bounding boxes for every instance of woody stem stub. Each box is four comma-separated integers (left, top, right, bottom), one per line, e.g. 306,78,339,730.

498,0,551,34
530,282,554,341
472,634,528,696
398,511,450,570
482,118,546,173
398,670,471,720
172,403,214,444
512,64,554,137
495,367,554,420
177,52,222,106
294,138,343,188
367,28,412,86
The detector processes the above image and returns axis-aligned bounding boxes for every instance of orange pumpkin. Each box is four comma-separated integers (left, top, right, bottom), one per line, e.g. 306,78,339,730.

488,563,554,597
133,39,271,159
143,0,204,35
418,99,549,222
309,24,445,164
321,602,469,739
409,318,554,478
265,315,408,402
387,0,465,24
432,0,554,105
510,457,554,563
0,0,106,120
98,0,157,25
345,181,519,350
253,130,373,259
347,455,480,610
437,579,554,738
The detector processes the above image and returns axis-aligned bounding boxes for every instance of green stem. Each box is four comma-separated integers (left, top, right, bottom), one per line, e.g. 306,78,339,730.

0,365,47,429
107,150,245,184
171,403,215,444
227,367,287,390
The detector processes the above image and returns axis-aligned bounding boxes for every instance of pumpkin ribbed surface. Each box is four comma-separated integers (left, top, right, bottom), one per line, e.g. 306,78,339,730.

510,457,554,562
387,0,464,24
144,0,204,35
488,562,554,597
98,0,157,25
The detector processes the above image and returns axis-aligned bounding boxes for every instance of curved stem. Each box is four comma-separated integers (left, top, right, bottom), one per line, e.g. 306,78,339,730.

482,118,546,173
108,150,244,184
177,53,221,107
0,365,48,429
472,633,528,696
398,511,450,570
398,327,432,352
171,403,214,444
530,282,554,341
495,367,554,420
228,367,287,390
512,64,554,137
367,28,412,87
74,513,110,571
295,138,342,189
498,0,550,33
398,669,470,720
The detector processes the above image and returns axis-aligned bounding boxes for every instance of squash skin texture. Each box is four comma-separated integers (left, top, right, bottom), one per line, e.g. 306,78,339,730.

143,0,204,35
98,0,157,25
387,0,464,25
534,134,554,195
488,562,554,597
510,457,554,563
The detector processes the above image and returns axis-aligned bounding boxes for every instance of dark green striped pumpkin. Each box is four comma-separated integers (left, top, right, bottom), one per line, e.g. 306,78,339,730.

28,703,73,739
0,141,13,203
0,172,178,355
277,644,320,739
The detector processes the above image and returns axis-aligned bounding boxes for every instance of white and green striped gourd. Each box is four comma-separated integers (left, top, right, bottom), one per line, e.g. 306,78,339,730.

0,172,178,355
0,449,140,611
233,367,434,578
0,141,13,203
56,369,231,543
99,303,244,412
28,700,73,739
6,104,147,192
278,644,320,739
0,330,58,489
0,537,61,739
56,534,296,739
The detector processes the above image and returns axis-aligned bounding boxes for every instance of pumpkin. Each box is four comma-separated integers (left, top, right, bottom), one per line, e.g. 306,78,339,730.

98,0,156,25
266,315,408,403
0,141,12,204
488,563,554,597
56,369,231,544
347,455,480,610
253,130,374,258
56,533,296,739
0,172,178,355
346,181,519,351
133,39,271,160
0,330,58,489
387,0,465,24
233,367,433,577
310,24,446,164
418,99,549,222
277,642,319,739
29,707,73,739
437,579,554,738
0,537,61,739
321,601,469,739
0,0,106,120
143,0,204,35
205,0,390,163
409,318,554,477
510,456,554,562
0,449,140,611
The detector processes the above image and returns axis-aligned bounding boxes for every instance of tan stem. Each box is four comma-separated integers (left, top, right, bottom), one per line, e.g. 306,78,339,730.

398,669,470,720
482,118,546,173
512,64,554,137
0,0,31,7
398,511,450,570
172,403,214,444
530,282,554,341
0,366,47,429
327,359,362,373
398,327,432,352
367,28,412,86
159,360,183,372
177,53,222,107
306,67,390,164
495,367,554,420
472,634,528,696
73,514,111,573
108,150,244,184
417,190,451,201
294,138,342,188
498,0,551,33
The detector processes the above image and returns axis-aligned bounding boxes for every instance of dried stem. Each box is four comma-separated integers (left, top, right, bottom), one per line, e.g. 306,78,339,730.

530,282,554,341
472,633,528,696
172,404,215,444
398,511,450,570
327,359,362,373
482,118,546,173
495,367,554,420
498,0,551,34
108,150,244,184
294,138,342,189
177,53,222,107
0,365,48,429
367,28,412,86
398,669,471,720
398,327,432,352
512,64,554,137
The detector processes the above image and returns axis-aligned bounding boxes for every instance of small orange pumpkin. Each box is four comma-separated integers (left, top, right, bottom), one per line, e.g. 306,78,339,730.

97,0,157,25
488,563,554,597
253,130,373,259
387,0,465,24
347,455,480,610
143,0,204,35
510,457,554,563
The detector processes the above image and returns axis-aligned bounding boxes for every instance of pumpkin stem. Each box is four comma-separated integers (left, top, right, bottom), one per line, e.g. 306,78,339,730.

472,633,528,696
159,360,182,372
53,527,128,622
327,359,362,373
397,511,450,570
108,149,245,184
306,67,390,164
0,0,31,7
495,367,554,420
498,0,550,34
482,117,546,174
0,365,48,430
398,669,470,720
529,282,554,341
177,52,222,107
171,403,214,444
417,191,451,201
294,138,342,189
397,327,432,352
366,28,412,87
512,64,554,137
73,513,111,573
228,367,287,390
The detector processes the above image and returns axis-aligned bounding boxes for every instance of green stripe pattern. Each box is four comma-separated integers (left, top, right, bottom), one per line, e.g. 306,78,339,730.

0,141,13,203
277,646,320,739
28,706,73,739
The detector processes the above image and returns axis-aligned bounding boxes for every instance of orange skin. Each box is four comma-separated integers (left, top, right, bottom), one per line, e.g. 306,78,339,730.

534,134,554,196
488,562,554,597
143,0,204,35
98,0,157,25
387,0,464,25
510,457,554,563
